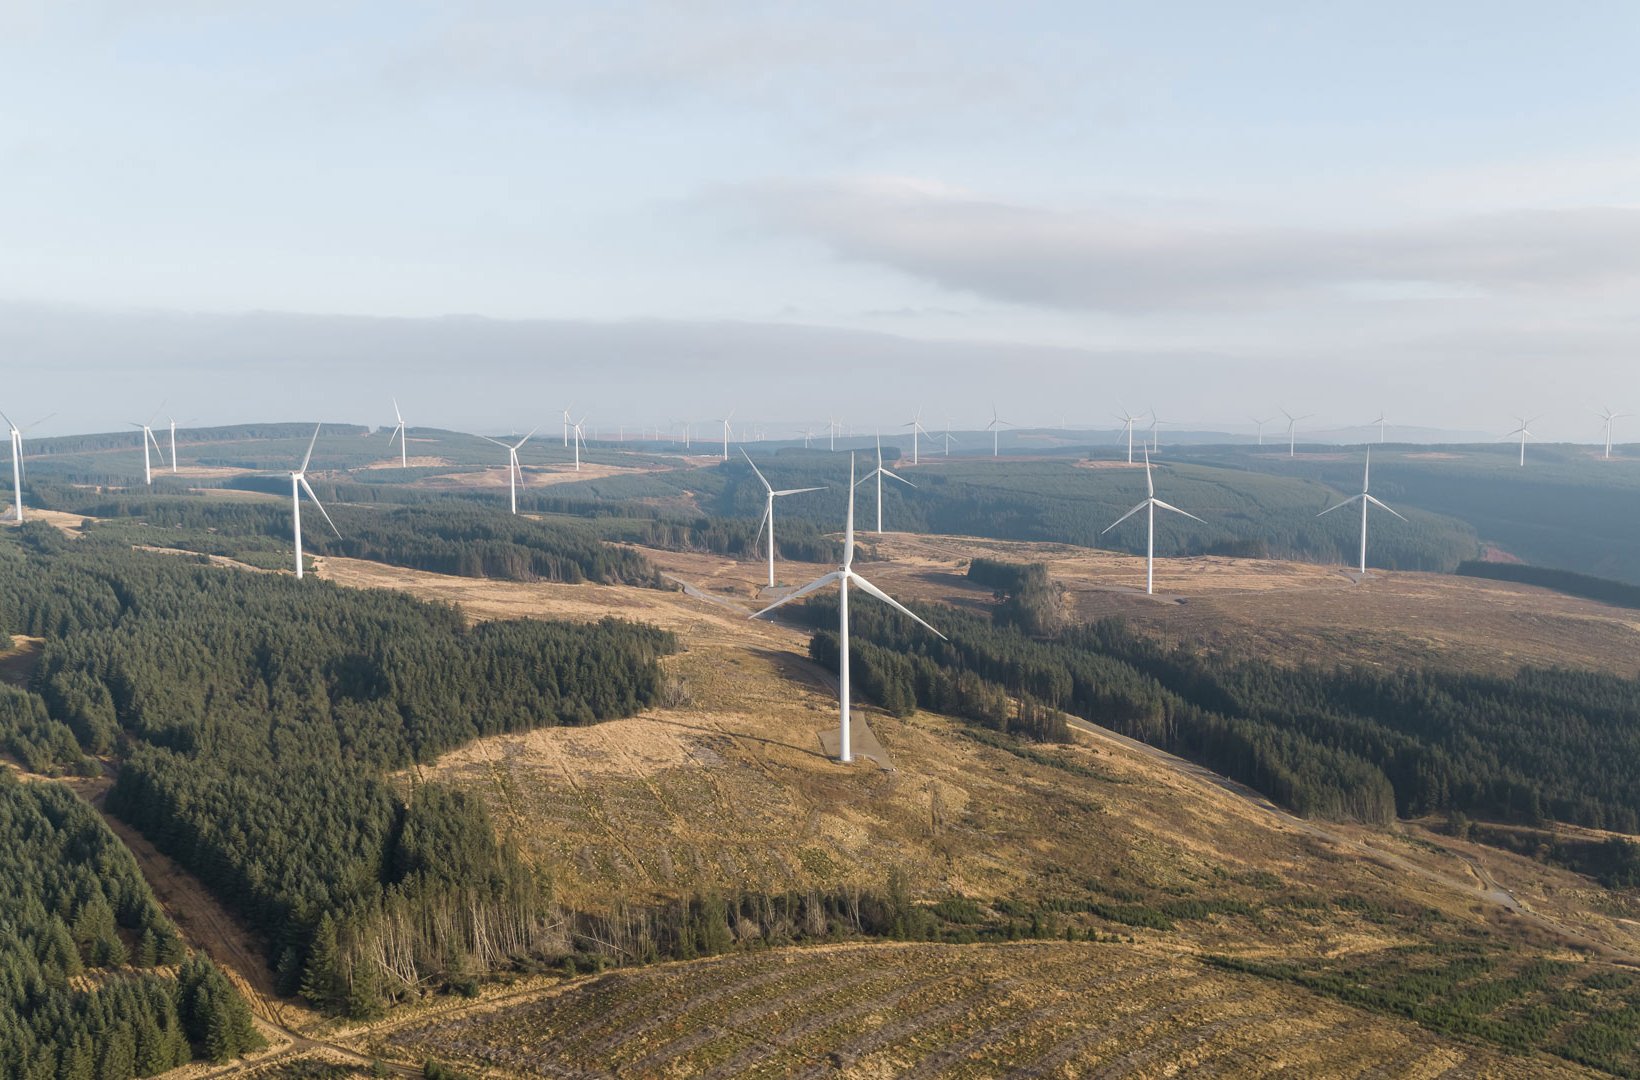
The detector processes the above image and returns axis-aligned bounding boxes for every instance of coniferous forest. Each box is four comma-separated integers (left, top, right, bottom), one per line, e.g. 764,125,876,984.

802,562,1640,832
0,522,676,1025
0,772,262,1076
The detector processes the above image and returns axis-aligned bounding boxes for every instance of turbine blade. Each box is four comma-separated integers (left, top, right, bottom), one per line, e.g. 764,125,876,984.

849,572,946,640
1153,499,1204,524
513,425,541,451
299,476,342,537
754,501,770,548
740,448,772,492
1102,500,1149,534
1365,494,1407,521
749,571,842,619
881,469,915,488
772,486,824,496
300,424,321,473
1316,494,1363,517
477,433,511,448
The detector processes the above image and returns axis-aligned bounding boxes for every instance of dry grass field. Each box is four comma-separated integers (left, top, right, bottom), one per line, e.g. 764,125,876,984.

369,941,1585,1079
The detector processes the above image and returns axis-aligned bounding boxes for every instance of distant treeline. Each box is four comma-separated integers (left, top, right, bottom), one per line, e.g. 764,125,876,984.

1455,560,1640,610
798,560,1640,832
32,489,666,586
0,524,677,1018
0,772,262,1075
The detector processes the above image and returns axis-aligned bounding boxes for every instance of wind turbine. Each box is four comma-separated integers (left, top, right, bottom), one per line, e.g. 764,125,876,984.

1317,448,1405,575
1147,409,1168,454
1101,449,1204,596
479,427,539,513
387,398,408,468
1115,409,1142,463
289,425,340,580
828,417,842,451
1503,416,1535,467
571,416,588,470
751,453,943,764
1250,416,1275,446
985,405,1013,457
129,414,166,486
938,429,958,456
561,408,573,447
718,410,735,461
742,450,823,588
1281,409,1312,458
903,408,931,465
857,433,914,534
167,416,192,473
1598,408,1629,459
1368,412,1387,444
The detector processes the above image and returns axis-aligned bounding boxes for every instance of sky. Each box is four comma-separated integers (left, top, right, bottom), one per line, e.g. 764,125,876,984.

2,2,1638,439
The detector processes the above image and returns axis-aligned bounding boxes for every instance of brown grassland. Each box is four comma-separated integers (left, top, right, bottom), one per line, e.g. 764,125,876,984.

301,538,1640,1077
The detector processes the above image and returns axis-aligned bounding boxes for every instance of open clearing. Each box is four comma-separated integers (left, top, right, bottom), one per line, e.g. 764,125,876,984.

369,940,1581,1078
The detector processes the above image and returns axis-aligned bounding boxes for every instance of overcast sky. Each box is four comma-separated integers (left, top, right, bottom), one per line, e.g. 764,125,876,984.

2,2,1638,439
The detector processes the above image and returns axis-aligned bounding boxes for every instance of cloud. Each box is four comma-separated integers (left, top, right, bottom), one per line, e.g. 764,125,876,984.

730,177,1640,312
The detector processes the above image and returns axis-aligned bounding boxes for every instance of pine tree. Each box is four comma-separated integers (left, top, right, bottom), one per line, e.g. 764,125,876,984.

300,912,343,1011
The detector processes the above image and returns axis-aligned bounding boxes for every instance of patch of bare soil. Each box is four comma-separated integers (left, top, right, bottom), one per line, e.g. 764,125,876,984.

0,635,44,686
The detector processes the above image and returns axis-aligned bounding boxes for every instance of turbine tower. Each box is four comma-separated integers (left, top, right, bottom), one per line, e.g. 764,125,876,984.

1598,408,1629,459
828,417,842,451
1317,448,1405,575
1281,408,1312,458
903,407,930,465
985,405,1013,457
1369,412,1387,444
857,433,914,534
3,413,23,523
571,416,588,470
751,453,943,763
479,427,539,513
129,417,166,486
1101,449,1204,596
743,450,823,588
1250,416,1275,446
1147,409,1167,454
562,408,573,447
1503,416,1535,467
289,425,340,580
1115,409,1142,463
387,398,408,468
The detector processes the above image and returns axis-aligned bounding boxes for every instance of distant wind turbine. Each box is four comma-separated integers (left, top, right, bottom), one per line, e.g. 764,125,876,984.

903,407,931,465
478,427,539,513
1147,409,1168,454
1101,449,1204,596
751,453,944,763
1598,408,1629,459
828,417,842,451
387,398,408,468
2,412,50,523
129,412,166,486
571,416,588,470
1503,416,1536,467
562,408,573,447
857,433,914,534
167,416,195,473
1250,416,1275,446
1281,409,1312,458
1369,412,1387,444
718,410,735,461
938,429,958,456
743,449,823,588
985,405,1013,457
289,425,340,580
1318,448,1405,575
1115,409,1142,463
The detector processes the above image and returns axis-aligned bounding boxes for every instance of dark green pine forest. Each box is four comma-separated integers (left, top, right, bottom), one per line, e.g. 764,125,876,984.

0,522,676,1026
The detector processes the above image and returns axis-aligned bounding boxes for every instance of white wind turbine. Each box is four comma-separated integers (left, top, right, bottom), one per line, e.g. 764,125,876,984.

562,408,573,447
1101,449,1204,596
129,413,167,486
857,433,914,534
742,450,823,588
751,453,943,763
903,407,931,465
985,405,1013,457
718,410,735,461
1368,412,1387,444
571,416,588,470
1503,416,1536,467
1250,416,1275,446
387,398,408,467
1317,448,1405,575
1281,408,1312,458
828,417,842,451
167,416,194,474
1147,409,1168,453
1598,408,1629,459
938,429,958,456
1115,409,1142,463
289,425,340,580
478,427,539,513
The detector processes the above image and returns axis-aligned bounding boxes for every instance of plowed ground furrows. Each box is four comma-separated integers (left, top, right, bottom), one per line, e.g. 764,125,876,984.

384,943,1543,1078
